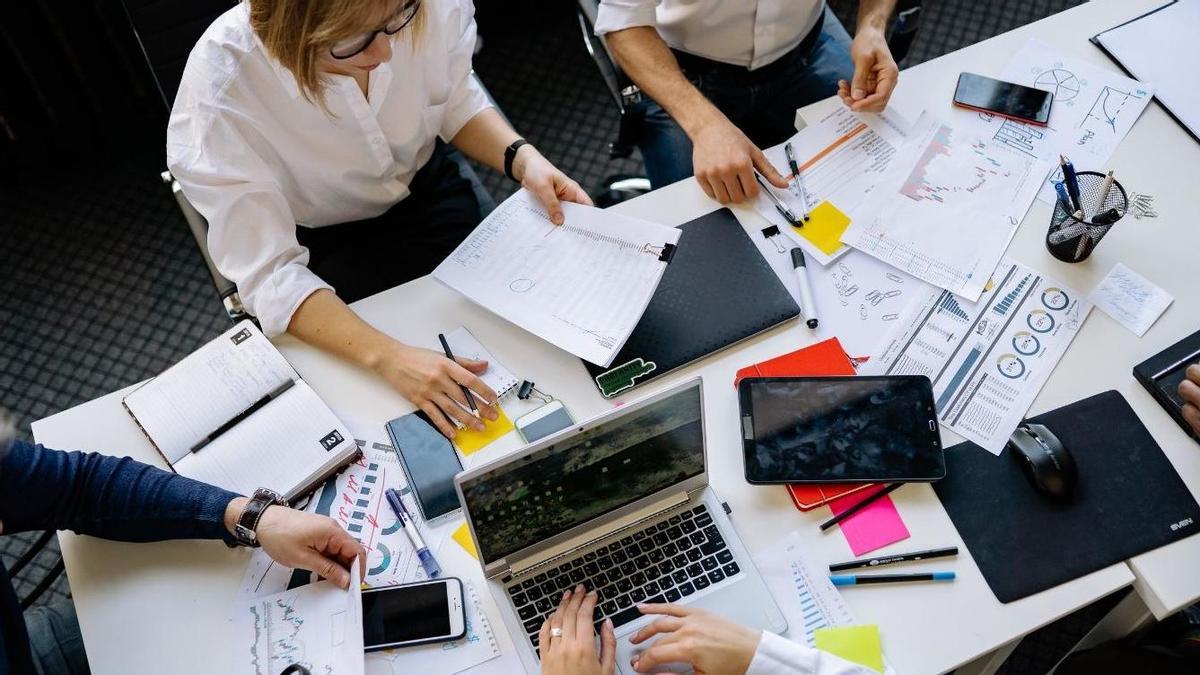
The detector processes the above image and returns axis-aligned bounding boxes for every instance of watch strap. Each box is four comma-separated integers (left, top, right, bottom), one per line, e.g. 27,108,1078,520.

504,139,529,182
234,488,285,547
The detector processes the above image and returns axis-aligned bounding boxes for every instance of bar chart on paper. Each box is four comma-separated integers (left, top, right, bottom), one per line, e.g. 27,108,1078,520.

755,532,856,648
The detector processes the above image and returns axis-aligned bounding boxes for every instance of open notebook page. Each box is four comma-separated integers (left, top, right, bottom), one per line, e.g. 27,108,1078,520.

174,381,355,500
433,190,681,367
123,322,296,464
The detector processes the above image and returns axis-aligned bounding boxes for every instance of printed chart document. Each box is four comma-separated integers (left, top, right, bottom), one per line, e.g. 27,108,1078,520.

755,106,912,264
842,114,1053,301
958,39,1153,202
365,582,501,675
864,258,1092,454
236,563,363,675
755,531,855,647
433,190,681,367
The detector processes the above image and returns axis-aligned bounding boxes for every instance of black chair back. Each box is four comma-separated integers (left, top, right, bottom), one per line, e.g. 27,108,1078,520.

121,0,237,110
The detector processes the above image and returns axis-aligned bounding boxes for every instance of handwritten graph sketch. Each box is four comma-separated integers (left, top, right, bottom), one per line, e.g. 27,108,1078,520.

1033,68,1081,102
1079,86,1148,133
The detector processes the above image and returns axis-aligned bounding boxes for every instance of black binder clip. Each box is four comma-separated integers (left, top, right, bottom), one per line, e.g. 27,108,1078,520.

658,242,677,263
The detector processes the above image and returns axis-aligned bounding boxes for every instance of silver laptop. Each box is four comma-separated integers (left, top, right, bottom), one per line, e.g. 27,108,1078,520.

455,377,786,673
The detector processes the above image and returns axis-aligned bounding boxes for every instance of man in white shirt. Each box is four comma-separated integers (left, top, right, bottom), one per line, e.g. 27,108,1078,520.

168,0,590,440
595,1,900,204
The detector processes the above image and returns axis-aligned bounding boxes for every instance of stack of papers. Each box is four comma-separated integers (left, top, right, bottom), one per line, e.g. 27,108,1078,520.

433,190,681,367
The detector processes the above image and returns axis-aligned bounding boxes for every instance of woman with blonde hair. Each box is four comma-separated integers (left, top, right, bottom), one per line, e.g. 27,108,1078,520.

168,0,589,438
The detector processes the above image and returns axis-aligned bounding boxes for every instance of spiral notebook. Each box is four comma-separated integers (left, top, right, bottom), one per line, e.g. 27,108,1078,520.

444,326,521,400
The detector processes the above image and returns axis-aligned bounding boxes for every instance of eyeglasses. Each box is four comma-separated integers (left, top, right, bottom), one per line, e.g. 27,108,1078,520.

328,0,420,60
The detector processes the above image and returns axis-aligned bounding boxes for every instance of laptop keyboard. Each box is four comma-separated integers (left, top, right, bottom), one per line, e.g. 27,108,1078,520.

504,503,742,657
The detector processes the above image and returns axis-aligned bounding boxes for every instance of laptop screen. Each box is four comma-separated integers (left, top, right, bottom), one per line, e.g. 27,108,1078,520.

461,383,705,564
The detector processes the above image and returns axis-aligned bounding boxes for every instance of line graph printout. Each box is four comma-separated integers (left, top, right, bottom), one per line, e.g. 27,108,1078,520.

958,39,1153,202
863,258,1091,454
755,106,913,264
433,190,680,367
237,564,363,675
842,114,1052,301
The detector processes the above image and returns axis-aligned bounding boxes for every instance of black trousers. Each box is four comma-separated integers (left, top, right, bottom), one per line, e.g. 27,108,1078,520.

296,143,494,303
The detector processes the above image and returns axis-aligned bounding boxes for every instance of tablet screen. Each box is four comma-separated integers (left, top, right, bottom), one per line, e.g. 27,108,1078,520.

739,376,944,483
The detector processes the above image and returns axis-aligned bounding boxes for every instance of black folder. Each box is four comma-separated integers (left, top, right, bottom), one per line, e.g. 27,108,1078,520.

587,208,800,398
1133,328,1200,442
934,390,1200,603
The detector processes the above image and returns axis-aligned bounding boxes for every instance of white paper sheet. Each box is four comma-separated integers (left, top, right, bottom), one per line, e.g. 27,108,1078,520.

864,258,1091,454
433,190,680,367
1094,1,1200,142
1087,263,1173,336
957,39,1154,202
842,114,1053,301
754,106,912,264
444,326,520,399
237,563,363,675
755,531,855,648
809,251,931,358
364,582,501,675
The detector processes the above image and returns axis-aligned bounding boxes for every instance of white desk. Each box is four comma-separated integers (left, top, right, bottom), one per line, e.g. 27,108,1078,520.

32,0,1197,672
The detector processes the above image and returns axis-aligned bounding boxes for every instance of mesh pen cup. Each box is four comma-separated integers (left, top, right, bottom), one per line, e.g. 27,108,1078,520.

1046,170,1128,263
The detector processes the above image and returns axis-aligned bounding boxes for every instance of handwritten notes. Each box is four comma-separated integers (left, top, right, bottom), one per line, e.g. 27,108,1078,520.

1087,263,1173,337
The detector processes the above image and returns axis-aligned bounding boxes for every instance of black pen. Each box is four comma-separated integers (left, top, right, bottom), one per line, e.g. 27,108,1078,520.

190,379,295,453
438,332,478,413
829,546,959,572
783,142,811,221
819,483,903,531
1060,155,1082,213
754,172,801,226
831,571,955,586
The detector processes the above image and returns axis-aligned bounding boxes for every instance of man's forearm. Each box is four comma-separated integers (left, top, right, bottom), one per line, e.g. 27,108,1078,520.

857,0,897,34
604,27,725,138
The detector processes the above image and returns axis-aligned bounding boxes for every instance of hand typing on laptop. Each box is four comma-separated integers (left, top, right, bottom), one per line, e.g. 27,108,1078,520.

628,604,759,673
539,585,616,675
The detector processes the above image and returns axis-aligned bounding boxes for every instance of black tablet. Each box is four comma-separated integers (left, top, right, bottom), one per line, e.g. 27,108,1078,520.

738,376,945,484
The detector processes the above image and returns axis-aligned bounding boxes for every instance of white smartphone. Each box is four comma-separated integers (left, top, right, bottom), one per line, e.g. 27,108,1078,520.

362,578,466,651
515,400,575,443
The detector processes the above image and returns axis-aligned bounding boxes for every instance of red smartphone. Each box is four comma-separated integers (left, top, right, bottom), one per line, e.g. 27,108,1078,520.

953,72,1054,126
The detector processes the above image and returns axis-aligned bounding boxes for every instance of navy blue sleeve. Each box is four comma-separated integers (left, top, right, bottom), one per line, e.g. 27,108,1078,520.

0,440,239,545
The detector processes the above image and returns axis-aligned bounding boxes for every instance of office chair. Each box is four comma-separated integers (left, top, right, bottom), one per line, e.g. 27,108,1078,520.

574,0,924,205
121,0,248,324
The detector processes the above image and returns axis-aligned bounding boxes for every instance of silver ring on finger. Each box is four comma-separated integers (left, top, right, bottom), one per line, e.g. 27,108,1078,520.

550,627,563,639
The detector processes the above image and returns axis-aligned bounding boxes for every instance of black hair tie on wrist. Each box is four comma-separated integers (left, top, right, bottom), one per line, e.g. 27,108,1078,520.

504,139,529,182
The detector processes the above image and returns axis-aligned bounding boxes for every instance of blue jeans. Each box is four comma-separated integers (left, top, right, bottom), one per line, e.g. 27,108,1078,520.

638,5,856,189
24,601,90,674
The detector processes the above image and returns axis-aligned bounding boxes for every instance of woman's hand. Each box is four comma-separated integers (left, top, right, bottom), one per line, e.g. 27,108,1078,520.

539,585,617,675
514,145,593,225
838,26,899,113
226,499,366,589
629,603,761,674
371,342,499,439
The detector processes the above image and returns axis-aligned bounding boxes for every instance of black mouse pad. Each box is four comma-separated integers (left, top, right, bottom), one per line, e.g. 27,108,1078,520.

934,390,1200,603
586,208,799,397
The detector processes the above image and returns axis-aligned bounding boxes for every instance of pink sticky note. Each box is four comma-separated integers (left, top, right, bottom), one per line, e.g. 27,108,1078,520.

828,489,910,556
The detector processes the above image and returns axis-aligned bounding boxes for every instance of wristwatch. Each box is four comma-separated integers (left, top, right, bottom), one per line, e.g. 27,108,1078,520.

233,487,286,548
504,138,530,182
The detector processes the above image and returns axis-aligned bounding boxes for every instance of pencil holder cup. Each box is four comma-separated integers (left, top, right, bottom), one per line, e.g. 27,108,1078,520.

1046,170,1128,263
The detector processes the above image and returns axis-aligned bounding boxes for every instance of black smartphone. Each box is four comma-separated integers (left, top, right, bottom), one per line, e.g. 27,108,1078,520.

362,578,466,651
386,411,463,521
953,72,1054,126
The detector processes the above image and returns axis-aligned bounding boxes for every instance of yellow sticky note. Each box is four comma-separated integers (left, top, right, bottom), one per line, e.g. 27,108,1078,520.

452,522,479,560
454,406,514,455
813,624,884,673
791,200,851,256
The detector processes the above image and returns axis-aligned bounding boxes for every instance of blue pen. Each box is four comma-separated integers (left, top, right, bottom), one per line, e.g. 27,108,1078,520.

1059,155,1082,212
385,488,441,578
830,571,955,586
1053,181,1073,213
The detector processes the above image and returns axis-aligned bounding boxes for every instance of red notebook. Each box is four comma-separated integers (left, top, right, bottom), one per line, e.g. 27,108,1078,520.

734,338,876,511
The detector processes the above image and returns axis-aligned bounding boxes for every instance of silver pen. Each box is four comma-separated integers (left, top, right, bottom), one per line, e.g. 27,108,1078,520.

784,143,812,221
754,172,801,227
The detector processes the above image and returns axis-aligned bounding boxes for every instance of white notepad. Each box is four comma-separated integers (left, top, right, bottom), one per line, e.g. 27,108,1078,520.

444,326,520,399
123,321,358,501
432,190,681,367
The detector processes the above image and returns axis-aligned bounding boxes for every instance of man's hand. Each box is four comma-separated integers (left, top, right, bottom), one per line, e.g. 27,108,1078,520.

514,146,593,225
629,603,761,674
225,499,366,589
691,116,789,204
539,585,616,675
838,26,899,113
1178,364,1200,436
371,343,500,439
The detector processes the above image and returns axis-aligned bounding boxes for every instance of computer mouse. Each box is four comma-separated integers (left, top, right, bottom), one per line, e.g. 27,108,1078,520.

1007,423,1077,500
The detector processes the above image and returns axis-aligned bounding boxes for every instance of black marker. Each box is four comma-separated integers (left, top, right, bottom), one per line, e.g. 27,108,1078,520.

829,546,959,572
190,379,295,453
